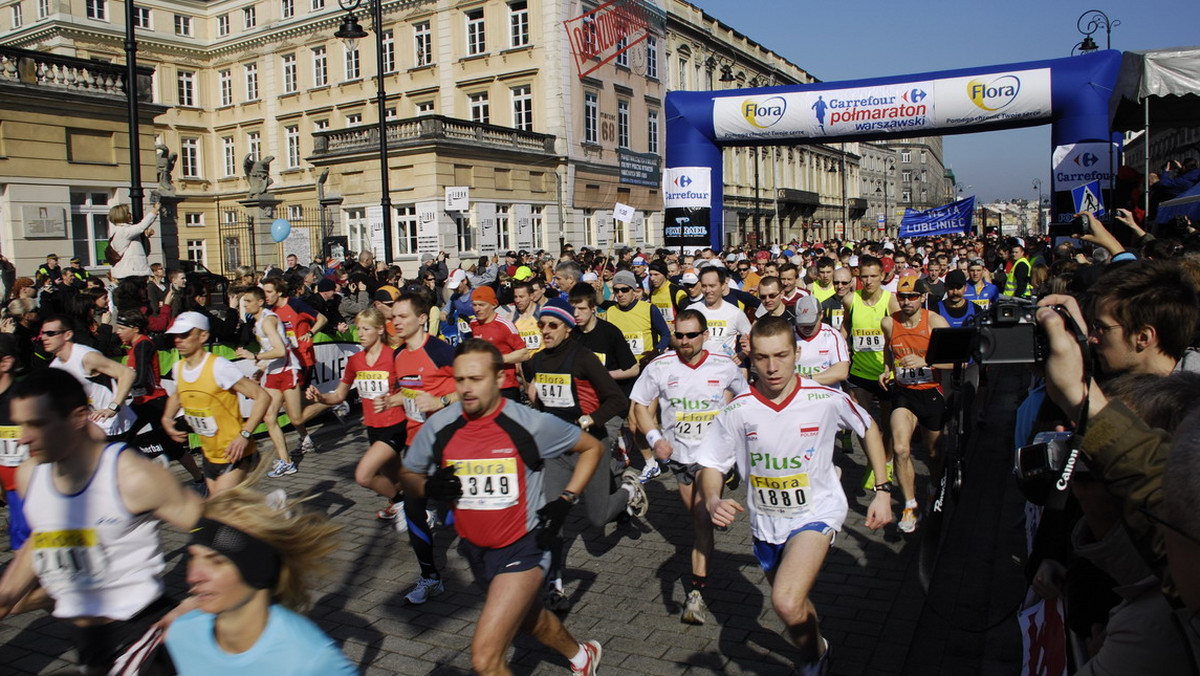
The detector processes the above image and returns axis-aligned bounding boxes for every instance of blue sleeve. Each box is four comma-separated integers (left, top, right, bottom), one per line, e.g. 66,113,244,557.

649,305,671,352
402,414,441,475
288,297,319,318
504,403,582,459
424,336,457,368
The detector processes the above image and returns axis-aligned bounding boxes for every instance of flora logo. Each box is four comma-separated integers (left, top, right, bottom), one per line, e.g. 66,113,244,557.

742,96,787,129
968,75,1021,111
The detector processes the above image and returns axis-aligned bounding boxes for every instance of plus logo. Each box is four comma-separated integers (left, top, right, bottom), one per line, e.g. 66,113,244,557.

673,175,693,188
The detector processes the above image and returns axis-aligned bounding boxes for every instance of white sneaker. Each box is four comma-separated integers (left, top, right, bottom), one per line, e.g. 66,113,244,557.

405,575,444,604
638,461,662,484
299,436,316,454
571,640,602,676
681,589,707,625
622,468,649,518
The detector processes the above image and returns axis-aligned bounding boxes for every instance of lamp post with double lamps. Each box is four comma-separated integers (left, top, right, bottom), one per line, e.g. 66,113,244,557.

1073,9,1119,55
1032,178,1044,234
334,0,393,264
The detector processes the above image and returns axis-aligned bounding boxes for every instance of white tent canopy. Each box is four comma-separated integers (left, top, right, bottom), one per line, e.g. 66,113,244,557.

1110,45,1200,132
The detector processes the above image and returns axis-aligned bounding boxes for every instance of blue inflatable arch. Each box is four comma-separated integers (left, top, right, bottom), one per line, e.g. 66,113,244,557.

663,50,1124,250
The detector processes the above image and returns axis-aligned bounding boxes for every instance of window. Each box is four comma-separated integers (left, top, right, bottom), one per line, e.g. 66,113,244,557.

281,53,297,93
466,9,485,56
69,191,113,267
584,92,598,143
11,4,21,28
345,207,368,254
85,0,105,21
181,137,200,178
901,170,911,182
508,1,528,48
312,47,327,87
456,213,475,251
131,6,152,28
396,205,418,254
344,45,360,80
286,126,301,168
617,99,629,149
902,190,912,203
174,14,191,36
346,113,361,125
920,150,927,164
677,57,688,89
310,0,324,9
381,30,394,73
281,0,294,19
469,92,489,124
247,131,261,160
511,85,532,131
218,69,232,106
185,213,203,227
615,37,628,68
37,0,49,20
217,13,229,36
287,204,303,221
414,21,432,66
647,109,659,154
900,150,911,163
177,70,195,106
221,137,236,176
646,35,658,79
243,6,256,28
530,205,544,250
416,100,434,115
186,240,206,265
244,62,259,100
223,235,242,270
385,107,397,120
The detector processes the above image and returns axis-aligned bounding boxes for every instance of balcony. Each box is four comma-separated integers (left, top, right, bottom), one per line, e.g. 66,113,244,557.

0,45,154,103
310,114,557,161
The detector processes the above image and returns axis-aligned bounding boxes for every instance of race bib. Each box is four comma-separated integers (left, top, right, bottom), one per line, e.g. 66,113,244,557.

398,388,426,423
750,473,811,519
708,320,728,338
654,302,675,322
828,309,844,331
0,426,27,467
31,529,109,589
183,407,218,437
674,410,718,443
623,332,645,356
354,370,390,399
896,366,933,386
520,329,542,351
852,329,884,352
457,319,471,336
535,374,574,408
451,458,519,511
285,327,299,348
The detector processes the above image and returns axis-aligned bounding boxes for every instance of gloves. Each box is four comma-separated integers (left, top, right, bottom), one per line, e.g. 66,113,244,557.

425,465,463,501
535,497,574,549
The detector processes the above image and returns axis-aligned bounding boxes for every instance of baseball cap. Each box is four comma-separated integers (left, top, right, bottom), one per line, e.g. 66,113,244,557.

447,269,468,288
612,270,638,289
793,295,821,327
373,285,401,303
581,271,599,282
896,275,927,294
944,270,967,288
881,257,895,274
505,250,518,258
848,255,860,267
968,257,986,267
537,297,577,327
420,253,434,263
70,256,82,264
680,271,700,286
632,256,648,267
513,265,534,281
165,311,211,335
471,286,498,306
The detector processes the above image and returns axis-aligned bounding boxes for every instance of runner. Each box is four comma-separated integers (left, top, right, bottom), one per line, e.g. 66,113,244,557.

964,258,998,310
113,311,206,493
378,289,457,605
163,312,271,496
755,276,797,323
0,335,30,551
809,257,837,304
819,267,854,332
41,314,138,441
507,280,545,354
694,267,752,361
779,263,808,307
647,261,686,326
793,295,851,387
260,277,319,454
306,308,408,523
841,255,900,435
0,369,203,674
697,316,893,675
400,338,606,676
630,308,747,625
236,286,305,478
468,285,529,402
879,275,950,533
935,270,978,328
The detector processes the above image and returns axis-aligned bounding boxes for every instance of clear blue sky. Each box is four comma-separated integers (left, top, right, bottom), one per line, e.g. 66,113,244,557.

688,0,1200,201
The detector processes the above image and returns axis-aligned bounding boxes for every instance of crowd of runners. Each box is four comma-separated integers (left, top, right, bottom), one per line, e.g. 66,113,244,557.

1,203,1199,675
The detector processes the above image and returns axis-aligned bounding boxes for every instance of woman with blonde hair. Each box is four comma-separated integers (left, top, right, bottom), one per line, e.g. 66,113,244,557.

163,483,356,674
108,202,158,280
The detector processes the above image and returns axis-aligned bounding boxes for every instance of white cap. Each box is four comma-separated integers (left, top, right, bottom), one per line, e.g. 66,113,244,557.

165,311,210,335
447,268,468,288
680,271,700,285
581,271,599,282
848,255,860,267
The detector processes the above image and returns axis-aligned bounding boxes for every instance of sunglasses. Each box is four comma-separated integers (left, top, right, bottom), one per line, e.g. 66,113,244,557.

897,293,921,300
759,292,780,300
833,281,851,286
40,329,66,337
674,330,703,339
613,287,634,293
537,320,564,329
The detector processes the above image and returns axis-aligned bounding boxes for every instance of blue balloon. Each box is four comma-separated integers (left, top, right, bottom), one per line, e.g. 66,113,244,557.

271,218,291,243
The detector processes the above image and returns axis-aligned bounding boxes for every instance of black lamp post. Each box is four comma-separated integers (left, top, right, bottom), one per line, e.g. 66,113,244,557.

123,0,143,221
335,0,393,264
1073,9,1118,55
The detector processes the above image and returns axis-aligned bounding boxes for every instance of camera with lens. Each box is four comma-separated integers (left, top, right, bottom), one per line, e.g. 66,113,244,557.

1014,431,1088,505
974,297,1051,365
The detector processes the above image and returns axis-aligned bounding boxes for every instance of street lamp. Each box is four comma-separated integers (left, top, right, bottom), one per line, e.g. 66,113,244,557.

123,0,144,221
335,0,393,264
1073,9,1118,55
1032,178,1044,233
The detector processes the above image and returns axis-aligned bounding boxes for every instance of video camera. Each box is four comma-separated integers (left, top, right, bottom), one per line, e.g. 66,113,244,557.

927,297,1062,366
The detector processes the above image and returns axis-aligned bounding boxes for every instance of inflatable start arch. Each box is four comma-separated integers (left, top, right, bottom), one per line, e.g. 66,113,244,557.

664,50,1124,249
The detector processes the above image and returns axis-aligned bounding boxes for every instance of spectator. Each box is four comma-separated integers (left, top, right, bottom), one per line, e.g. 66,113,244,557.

108,202,157,280
147,262,168,312
305,278,344,335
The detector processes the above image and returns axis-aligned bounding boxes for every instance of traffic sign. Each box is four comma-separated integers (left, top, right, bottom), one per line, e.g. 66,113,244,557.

1071,180,1105,218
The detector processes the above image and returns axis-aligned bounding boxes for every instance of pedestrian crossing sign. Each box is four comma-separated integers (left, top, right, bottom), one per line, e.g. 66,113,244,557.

1071,180,1105,218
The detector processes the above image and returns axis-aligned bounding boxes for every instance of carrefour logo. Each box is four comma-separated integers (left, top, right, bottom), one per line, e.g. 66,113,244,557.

742,96,787,129
902,88,927,103
1074,153,1099,167
968,75,1021,111
673,175,693,188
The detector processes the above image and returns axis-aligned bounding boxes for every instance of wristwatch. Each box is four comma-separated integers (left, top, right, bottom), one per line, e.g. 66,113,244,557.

107,402,120,412
239,430,252,440
440,395,451,407
560,490,580,505
872,481,895,494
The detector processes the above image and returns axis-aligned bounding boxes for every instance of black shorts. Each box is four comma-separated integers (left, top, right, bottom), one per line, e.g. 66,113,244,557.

891,387,947,430
847,373,888,400
201,453,257,481
366,423,407,453
71,594,174,670
460,530,550,586
666,459,702,486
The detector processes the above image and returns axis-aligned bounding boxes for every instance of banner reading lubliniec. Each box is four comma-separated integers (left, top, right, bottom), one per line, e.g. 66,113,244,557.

899,196,975,237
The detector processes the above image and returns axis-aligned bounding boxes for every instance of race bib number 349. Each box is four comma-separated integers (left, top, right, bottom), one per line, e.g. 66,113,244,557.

451,458,519,511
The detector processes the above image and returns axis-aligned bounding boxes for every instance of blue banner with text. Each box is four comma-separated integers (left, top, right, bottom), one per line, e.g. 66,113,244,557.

899,196,975,237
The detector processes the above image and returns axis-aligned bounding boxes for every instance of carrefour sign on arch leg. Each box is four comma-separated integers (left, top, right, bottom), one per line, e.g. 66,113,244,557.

663,167,713,249
713,68,1051,141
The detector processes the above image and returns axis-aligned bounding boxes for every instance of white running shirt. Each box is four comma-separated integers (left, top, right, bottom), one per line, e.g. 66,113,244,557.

694,300,752,358
795,324,850,380
696,380,874,543
629,351,748,464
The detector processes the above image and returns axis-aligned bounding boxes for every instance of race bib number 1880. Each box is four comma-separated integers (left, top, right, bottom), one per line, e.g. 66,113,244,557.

750,473,811,519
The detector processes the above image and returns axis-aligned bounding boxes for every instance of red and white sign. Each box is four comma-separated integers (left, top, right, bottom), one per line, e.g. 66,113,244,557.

564,0,653,79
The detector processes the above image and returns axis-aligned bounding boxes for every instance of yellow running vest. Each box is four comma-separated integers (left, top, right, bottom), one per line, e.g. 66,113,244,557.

177,354,255,464
605,300,654,359
848,290,892,380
